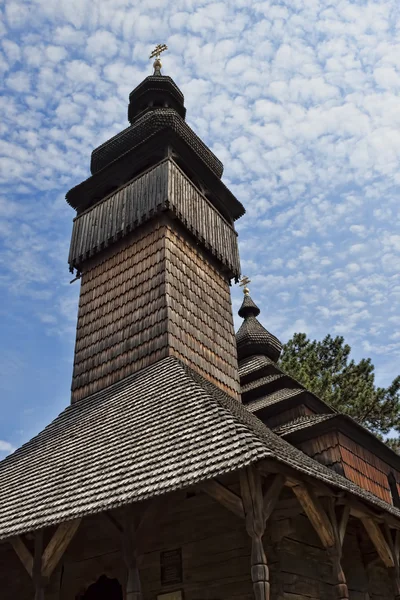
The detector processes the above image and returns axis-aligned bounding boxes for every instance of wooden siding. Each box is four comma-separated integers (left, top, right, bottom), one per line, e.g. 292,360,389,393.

68,159,240,279
165,224,241,400
71,217,240,403
297,432,344,475
338,432,400,505
71,222,169,402
297,430,400,505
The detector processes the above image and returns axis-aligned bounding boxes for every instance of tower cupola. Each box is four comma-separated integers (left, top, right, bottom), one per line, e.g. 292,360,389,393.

236,286,282,362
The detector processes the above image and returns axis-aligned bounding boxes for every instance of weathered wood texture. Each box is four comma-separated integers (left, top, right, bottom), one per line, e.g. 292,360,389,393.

240,467,270,600
71,222,169,402
68,159,240,279
297,432,344,475
71,218,240,402
298,431,400,505
1,488,395,600
338,433,400,505
265,404,315,430
165,224,240,399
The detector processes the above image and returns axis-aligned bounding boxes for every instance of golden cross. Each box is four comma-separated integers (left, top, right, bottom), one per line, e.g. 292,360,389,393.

149,44,168,60
239,276,251,295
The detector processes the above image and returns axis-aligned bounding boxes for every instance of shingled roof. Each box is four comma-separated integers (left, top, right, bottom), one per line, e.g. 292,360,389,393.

0,356,399,541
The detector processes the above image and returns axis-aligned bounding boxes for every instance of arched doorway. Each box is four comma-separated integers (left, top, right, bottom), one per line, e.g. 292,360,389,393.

77,575,123,600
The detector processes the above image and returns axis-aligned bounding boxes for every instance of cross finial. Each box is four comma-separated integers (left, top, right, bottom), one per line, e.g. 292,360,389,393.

149,44,168,75
239,276,251,296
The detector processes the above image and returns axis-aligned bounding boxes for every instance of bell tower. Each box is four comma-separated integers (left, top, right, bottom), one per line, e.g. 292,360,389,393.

67,49,244,403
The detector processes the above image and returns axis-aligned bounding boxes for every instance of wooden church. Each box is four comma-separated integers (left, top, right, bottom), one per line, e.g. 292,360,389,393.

1,48,400,600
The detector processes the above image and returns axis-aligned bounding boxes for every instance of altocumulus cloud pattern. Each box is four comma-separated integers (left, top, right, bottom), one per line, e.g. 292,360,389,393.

1,0,400,452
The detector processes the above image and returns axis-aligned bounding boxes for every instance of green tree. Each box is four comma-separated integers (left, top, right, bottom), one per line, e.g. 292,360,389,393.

279,333,400,440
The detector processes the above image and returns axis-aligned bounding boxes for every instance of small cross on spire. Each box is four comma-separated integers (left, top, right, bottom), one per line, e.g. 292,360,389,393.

239,276,251,296
149,44,168,75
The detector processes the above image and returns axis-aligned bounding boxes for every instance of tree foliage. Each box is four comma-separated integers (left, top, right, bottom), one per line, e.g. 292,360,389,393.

279,333,400,440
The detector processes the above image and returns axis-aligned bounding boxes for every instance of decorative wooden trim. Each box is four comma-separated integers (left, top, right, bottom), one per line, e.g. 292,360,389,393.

361,517,394,568
9,535,33,577
42,519,82,578
262,474,285,522
198,480,245,519
240,466,270,600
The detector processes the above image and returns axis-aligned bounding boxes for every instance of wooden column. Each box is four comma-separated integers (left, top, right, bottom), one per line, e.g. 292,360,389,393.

9,519,81,597
33,530,45,600
384,525,400,600
123,509,142,600
240,466,270,600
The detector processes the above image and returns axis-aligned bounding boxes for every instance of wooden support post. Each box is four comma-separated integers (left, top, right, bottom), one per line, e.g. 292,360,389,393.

42,519,81,578
9,519,81,596
240,466,270,600
328,502,350,600
293,486,350,600
384,525,400,600
123,508,142,600
33,530,45,600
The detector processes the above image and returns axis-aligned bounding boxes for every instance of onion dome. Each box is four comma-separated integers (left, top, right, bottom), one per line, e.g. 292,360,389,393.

236,287,282,363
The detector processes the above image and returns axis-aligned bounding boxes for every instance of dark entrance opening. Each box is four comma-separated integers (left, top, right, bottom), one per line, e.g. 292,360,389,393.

77,575,123,600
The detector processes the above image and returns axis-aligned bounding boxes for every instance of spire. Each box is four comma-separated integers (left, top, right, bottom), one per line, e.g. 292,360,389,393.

236,278,282,362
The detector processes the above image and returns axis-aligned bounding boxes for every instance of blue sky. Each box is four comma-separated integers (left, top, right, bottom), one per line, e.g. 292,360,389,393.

1,0,400,456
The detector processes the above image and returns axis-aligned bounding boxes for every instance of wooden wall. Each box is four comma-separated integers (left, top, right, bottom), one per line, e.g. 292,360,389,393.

71,221,169,403
71,216,240,403
1,484,394,600
165,224,240,400
297,431,400,505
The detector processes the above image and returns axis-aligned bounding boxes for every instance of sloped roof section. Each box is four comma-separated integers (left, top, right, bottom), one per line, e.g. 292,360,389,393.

0,356,399,541
273,414,336,436
0,357,273,540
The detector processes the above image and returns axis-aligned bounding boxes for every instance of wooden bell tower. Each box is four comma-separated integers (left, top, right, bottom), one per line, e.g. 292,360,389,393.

66,55,245,403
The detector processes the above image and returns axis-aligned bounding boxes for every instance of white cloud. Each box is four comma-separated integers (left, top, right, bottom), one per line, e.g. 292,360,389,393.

0,441,15,454
1,0,400,448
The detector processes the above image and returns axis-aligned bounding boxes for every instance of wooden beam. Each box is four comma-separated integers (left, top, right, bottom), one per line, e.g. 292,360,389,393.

361,517,394,568
199,479,245,519
9,535,33,577
42,519,81,578
240,466,270,600
258,460,336,497
292,484,335,549
262,474,285,522
105,511,123,534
